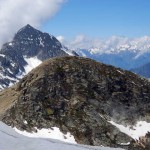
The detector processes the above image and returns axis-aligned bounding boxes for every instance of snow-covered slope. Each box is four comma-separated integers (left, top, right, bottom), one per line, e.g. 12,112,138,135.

14,125,77,144
23,57,42,74
0,121,123,150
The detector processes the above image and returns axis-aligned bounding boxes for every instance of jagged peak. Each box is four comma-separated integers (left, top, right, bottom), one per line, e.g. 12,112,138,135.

21,24,35,29
25,24,33,28
13,24,43,41
16,24,40,34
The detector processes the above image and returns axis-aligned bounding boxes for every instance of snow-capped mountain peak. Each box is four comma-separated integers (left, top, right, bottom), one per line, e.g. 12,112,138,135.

0,24,77,90
71,36,150,70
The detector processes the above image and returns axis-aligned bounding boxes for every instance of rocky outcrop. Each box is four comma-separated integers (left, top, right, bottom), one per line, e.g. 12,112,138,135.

1,56,150,148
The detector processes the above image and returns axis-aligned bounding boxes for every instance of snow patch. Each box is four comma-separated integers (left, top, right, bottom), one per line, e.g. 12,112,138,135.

9,82,14,87
11,62,15,67
0,54,5,57
0,72,17,83
16,69,25,79
23,120,28,125
117,70,124,74
14,126,77,144
109,120,150,140
24,56,42,73
61,46,75,56
38,37,44,47
120,142,130,146
7,68,13,74
9,42,13,46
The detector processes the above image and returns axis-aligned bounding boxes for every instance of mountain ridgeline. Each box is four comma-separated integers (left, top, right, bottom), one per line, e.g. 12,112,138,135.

0,24,77,89
131,63,150,78
1,56,150,149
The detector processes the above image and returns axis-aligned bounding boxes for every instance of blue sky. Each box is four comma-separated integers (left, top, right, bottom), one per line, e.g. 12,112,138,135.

42,0,150,39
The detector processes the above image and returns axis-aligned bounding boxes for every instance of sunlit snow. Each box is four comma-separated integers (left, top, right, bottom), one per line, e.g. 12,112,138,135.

8,42,13,46
61,46,75,56
109,120,150,139
0,54,5,57
14,126,77,144
24,56,42,73
0,56,42,90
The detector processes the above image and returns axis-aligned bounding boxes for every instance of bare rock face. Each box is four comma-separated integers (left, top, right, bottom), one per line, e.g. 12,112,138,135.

0,24,77,89
1,56,150,148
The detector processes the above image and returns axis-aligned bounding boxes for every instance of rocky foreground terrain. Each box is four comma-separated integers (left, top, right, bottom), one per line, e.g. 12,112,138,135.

0,121,123,150
0,56,150,149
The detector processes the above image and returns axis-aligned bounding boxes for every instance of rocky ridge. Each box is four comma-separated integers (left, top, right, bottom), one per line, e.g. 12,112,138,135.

1,56,150,149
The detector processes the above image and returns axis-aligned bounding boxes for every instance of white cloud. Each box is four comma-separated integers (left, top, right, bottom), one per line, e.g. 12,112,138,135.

61,35,103,49
0,0,65,46
64,35,102,49
71,35,86,44
56,35,65,43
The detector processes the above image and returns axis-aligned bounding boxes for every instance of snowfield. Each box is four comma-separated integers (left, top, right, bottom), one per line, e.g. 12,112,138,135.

0,121,124,150
24,56,42,74
14,125,77,144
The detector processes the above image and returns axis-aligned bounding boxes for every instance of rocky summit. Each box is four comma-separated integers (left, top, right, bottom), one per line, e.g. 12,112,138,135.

0,24,77,89
1,56,150,149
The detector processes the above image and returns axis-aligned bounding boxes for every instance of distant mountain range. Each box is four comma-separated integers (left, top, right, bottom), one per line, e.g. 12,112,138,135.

71,36,150,78
75,48,150,70
131,63,150,78
0,24,77,90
